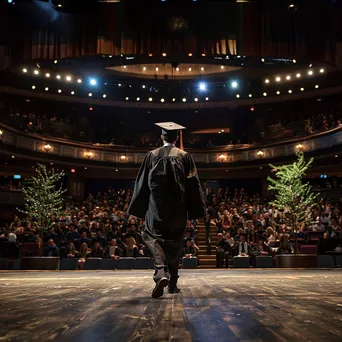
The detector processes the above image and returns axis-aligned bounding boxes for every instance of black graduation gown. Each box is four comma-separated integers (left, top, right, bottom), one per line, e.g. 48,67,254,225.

128,145,206,242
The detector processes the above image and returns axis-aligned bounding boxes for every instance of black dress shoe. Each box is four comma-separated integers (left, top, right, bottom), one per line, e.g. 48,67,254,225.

168,286,181,294
152,277,169,299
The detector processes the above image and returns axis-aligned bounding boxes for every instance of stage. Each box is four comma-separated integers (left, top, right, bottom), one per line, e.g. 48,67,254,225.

1,270,342,342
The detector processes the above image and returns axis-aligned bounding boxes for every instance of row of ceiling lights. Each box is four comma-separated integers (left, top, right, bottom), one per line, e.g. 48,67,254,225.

264,68,325,84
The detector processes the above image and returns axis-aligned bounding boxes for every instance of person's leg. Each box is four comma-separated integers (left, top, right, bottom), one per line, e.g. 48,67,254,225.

142,231,169,298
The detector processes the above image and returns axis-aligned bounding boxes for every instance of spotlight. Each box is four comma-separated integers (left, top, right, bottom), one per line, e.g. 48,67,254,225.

45,87,49,91
162,52,167,57
248,94,252,98
263,92,267,96
194,98,198,102
236,94,240,98
103,94,107,98
205,97,209,101
293,59,297,63
123,65,127,69
77,79,82,83
149,97,153,102
66,75,72,81
136,97,140,101
276,91,280,95
125,97,129,100
188,53,193,57
54,60,58,64
296,73,301,78
71,91,75,95
182,98,187,102
286,75,291,80
265,79,270,84
199,82,207,91
202,53,206,57
88,93,92,97
58,89,62,93
288,90,293,94
172,98,176,102
118,84,122,87
288,3,297,11
250,107,255,112
308,70,313,76
56,75,61,79
320,68,325,73
23,68,27,73
231,81,238,89
161,98,165,103
275,77,281,82
142,85,146,89
32,85,36,89
300,87,304,91
45,73,50,78
261,58,265,63
315,85,319,89
90,79,97,86
34,70,39,75
149,53,153,57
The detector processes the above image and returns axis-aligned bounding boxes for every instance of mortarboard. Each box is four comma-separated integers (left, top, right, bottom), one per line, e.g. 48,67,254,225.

155,122,186,136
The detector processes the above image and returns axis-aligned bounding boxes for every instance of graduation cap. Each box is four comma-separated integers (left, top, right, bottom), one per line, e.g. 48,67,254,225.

155,122,186,136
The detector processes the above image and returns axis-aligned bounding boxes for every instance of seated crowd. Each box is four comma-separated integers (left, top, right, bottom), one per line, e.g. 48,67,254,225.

204,188,342,267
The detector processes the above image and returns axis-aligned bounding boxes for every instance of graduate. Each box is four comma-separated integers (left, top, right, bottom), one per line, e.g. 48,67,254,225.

128,122,206,298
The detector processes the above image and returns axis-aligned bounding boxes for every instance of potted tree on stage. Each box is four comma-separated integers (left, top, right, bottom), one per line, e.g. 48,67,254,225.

267,152,318,266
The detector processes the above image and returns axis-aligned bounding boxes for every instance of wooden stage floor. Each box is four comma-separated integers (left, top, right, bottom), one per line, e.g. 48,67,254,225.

1,269,342,342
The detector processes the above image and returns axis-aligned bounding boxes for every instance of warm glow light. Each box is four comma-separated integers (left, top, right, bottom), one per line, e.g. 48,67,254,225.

261,58,265,62
32,85,36,89
88,93,92,97
66,75,72,81
161,98,165,103
201,67,204,71
45,87,49,91
34,70,39,75
125,97,129,100
320,68,325,73
77,79,82,83
202,53,206,57
143,67,146,71
149,97,153,102
54,60,58,64
236,94,240,98
182,98,187,102
194,98,198,102
71,91,75,95
315,85,319,89
58,89,62,93
123,65,127,69
149,53,153,57
275,77,281,82
257,150,264,157
56,75,61,79
188,68,192,71
276,91,280,95
221,66,224,69
155,67,159,71
288,90,293,93
218,154,227,162
176,67,179,71
23,68,27,73
286,75,291,80
136,97,140,101
85,150,93,159
265,79,270,84
205,97,209,101
43,144,52,152
300,87,305,91
296,144,304,151
162,53,167,57
293,59,297,63
296,73,301,78
249,94,252,98
45,73,50,78
172,98,176,102
308,70,313,75
188,53,193,57
263,92,267,96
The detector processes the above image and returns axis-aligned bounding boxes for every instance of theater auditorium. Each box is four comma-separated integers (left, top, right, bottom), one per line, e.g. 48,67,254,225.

1,0,342,341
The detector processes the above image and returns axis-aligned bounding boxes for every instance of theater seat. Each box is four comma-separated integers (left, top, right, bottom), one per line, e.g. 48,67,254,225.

317,255,334,268
60,258,78,270
117,257,134,270
84,258,101,270
300,245,317,255
182,257,198,269
233,256,250,268
134,257,153,269
100,258,118,270
255,256,273,268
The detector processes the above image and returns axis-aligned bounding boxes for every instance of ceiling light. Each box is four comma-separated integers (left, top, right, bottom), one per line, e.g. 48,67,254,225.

201,67,204,71
261,58,265,62
149,53,153,57
149,97,153,102
125,97,129,101
162,53,167,57
45,73,50,78
221,66,224,69
205,97,209,101
189,68,192,71
320,68,324,73
300,88,304,91
265,79,270,84
66,75,72,81
32,85,36,89
118,84,122,87
54,60,58,64
275,76,281,82
155,67,159,72
176,67,179,71
286,75,291,80
45,87,49,91
288,90,293,93
293,59,297,63
182,98,187,102
276,91,280,95
88,93,92,97
123,65,127,69
308,70,313,75
161,98,165,102
143,67,146,71
263,92,267,96
71,91,75,95
89,78,97,86
194,98,198,102
77,79,82,83
296,73,301,78
236,94,240,98
23,68,28,73
315,85,319,89
202,53,206,57
172,98,176,102
231,81,238,88
136,97,140,101
103,94,107,98
142,85,146,89
34,70,39,75
188,53,193,57
248,94,252,98
56,75,61,79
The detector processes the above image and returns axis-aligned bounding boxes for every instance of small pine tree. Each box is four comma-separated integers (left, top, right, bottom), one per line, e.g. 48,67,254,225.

267,152,318,250
20,164,66,232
